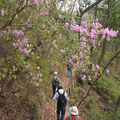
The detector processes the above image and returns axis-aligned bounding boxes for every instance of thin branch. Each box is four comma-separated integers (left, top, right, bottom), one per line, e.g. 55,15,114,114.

80,0,103,17
103,50,120,73
77,75,101,107
11,24,45,30
0,4,33,30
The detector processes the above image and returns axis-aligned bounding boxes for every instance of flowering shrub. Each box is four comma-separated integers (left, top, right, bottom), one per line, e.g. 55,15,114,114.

0,0,119,119
65,18,118,82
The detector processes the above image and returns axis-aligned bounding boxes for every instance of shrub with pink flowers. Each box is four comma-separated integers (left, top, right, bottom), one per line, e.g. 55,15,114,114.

0,0,120,119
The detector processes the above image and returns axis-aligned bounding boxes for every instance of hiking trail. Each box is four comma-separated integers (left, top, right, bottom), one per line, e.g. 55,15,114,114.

43,65,77,120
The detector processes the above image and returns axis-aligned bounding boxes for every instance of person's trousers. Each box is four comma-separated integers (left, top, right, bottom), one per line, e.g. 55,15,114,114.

52,86,56,96
68,67,72,77
57,105,66,120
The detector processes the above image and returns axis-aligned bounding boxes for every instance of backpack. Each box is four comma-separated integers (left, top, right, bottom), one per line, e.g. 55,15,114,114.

57,91,66,107
68,116,80,120
52,77,60,88
67,63,72,69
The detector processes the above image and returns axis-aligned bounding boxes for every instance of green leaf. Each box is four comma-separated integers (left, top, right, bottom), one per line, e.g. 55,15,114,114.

13,66,17,71
2,74,6,79
0,87,2,92
3,68,7,73
13,75,17,80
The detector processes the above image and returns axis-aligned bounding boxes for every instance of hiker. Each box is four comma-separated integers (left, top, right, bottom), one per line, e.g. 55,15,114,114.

52,71,60,96
65,106,82,120
53,85,69,120
66,59,73,78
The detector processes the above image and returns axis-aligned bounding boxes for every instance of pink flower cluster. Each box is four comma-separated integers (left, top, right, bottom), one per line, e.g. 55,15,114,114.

71,0,74,7
58,14,62,19
13,30,24,36
102,28,119,41
93,22,102,29
81,21,87,28
70,25,88,35
72,19,76,25
81,75,86,80
41,11,48,16
1,9,5,16
65,22,69,30
33,0,38,6
13,37,31,56
60,49,64,53
73,55,77,60
31,73,43,86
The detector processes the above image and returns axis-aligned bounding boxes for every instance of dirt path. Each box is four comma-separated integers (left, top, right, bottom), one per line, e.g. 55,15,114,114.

43,65,77,120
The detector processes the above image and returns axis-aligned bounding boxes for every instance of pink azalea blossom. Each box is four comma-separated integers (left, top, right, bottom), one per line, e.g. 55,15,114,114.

80,61,83,65
81,75,86,80
39,79,42,82
81,42,86,47
95,71,97,77
73,56,77,60
69,59,72,64
96,18,99,22
96,65,100,69
13,43,18,48
92,64,95,70
15,14,18,18
37,66,40,70
26,64,30,69
58,14,62,19
88,76,91,80
65,22,69,30
40,74,42,77
82,69,85,72
2,31,7,35
71,0,74,7
44,0,47,3
107,69,109,74
33,0,38,6
32,77,36,80
60,49,64,53
35,83,39,86
72,19,76,25
81,21,87,28
107,36,110,41
98,42,100,46
56,4,59,7
22,27,25,31
1,9,5,16
16,4,18,8
82,37,86,42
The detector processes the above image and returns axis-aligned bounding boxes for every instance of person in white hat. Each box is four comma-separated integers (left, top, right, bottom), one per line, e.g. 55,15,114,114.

52,71,60,96
65,106,82,120
53,85,69,120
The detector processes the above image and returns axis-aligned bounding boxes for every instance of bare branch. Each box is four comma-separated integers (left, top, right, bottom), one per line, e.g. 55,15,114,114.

103,50,120,73
80,0,103,17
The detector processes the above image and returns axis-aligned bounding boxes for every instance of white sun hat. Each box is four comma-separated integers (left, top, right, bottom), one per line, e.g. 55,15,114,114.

54,71,58,75
69,106,78,115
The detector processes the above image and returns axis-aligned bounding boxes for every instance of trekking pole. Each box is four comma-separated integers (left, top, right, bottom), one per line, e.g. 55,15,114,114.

54,101,55,118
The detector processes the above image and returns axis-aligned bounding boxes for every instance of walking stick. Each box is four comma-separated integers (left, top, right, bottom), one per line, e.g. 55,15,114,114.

54,101,56,118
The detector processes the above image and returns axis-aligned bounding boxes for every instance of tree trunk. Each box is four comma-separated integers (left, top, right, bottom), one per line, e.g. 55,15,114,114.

97,0,110,65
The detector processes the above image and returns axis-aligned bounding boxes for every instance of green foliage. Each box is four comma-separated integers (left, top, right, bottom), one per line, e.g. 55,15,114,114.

94,72,120,106
83,106,111,120
73,87,85,98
